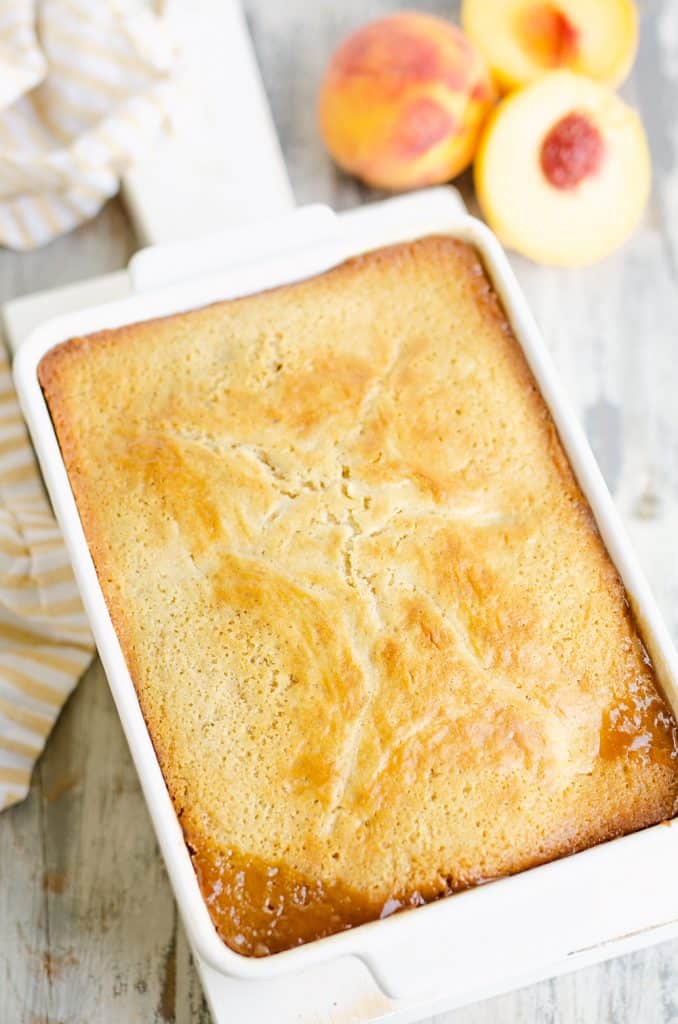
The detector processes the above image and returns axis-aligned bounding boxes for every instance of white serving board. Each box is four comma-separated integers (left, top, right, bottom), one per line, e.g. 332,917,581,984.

122,0,294,244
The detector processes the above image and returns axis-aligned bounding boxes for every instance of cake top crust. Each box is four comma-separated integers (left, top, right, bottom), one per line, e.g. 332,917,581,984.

39,236,678,956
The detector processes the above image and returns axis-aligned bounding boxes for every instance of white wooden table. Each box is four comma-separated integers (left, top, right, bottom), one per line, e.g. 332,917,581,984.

1,1,678,1021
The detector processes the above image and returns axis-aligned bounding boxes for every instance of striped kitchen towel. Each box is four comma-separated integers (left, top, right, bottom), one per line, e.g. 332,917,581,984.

0,0,178,810
0,342,93,810
0,0,177,250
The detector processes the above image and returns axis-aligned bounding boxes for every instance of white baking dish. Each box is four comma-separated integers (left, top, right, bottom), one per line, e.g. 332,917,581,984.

13,188,678,1001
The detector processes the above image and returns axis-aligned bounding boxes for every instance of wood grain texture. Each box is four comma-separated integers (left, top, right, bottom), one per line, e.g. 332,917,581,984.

1,1,677,1021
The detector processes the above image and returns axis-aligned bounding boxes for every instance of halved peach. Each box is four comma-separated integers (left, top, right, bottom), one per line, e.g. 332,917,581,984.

461,0,638,91
475,72,651,266
318,12,496,191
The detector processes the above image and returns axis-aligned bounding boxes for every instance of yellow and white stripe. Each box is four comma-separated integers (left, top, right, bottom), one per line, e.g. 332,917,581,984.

0,330,94,811
0,0,178,807
0,0,176,250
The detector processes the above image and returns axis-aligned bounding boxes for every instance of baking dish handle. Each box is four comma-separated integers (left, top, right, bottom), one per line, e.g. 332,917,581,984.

128,186,469,294
357,823,678,1000
128,204,339,292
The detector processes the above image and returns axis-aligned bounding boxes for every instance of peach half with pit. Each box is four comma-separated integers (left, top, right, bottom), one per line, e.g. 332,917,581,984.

318,12,496,191
475,72,651,266
461,0,638,91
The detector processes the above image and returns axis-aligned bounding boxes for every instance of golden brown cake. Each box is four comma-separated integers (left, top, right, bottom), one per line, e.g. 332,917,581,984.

39,237,678,957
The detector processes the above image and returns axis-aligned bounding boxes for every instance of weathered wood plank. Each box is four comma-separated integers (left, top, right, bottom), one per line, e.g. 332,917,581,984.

1,0,677,1021
0,771,50,1021
37,663,178,1024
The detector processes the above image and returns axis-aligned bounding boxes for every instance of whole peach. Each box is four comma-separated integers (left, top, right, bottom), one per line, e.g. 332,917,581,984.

318,12,496,191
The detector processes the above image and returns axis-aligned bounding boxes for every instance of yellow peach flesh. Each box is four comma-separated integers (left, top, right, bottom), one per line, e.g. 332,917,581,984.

475,72,651,266
462,0,638,91
517,3,580,69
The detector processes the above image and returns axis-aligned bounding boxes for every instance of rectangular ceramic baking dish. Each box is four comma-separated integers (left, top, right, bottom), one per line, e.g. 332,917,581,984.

13,188,678,1001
